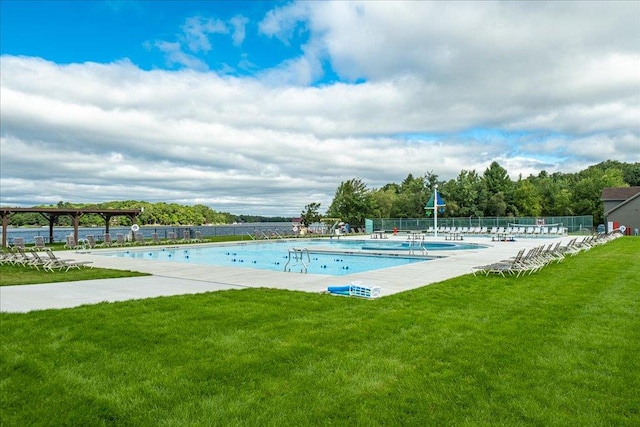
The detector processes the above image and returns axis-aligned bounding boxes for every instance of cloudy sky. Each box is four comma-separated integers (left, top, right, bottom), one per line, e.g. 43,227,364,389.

1,1,639,216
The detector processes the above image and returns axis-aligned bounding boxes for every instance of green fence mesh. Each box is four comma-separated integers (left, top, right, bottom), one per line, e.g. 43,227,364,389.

366,216,593,234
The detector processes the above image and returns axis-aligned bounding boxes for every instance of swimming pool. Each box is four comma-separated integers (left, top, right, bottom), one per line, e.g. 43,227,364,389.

99,239,440,276
328,239,486,251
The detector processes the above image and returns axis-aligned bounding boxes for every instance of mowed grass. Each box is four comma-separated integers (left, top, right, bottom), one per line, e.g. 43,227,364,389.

1,238,638,425
0,264,148,287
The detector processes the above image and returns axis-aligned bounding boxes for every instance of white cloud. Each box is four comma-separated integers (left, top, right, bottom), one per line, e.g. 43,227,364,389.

230,15,249,46
155,40,209,70
258,2,310,45
153,14,245,70
181,16,228,53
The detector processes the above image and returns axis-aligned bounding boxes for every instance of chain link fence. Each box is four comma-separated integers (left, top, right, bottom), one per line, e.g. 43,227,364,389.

366,216,593,234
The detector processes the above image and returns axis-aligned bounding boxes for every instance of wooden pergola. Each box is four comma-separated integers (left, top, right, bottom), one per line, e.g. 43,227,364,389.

1,208,141,248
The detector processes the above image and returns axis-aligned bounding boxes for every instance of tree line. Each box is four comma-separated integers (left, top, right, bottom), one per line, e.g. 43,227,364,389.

7,160,638,228
7,201,236,227
301,160,640,227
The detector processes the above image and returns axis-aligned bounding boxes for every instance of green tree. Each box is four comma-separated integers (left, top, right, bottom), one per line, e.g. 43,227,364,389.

532,172,573,216
485,192,508,217
300,202,322,226
572,167,627,223
390,173,436,218
326,178,372,226
513,178,542,216
441,170,483,217
370,187,398,218
481,162,515,216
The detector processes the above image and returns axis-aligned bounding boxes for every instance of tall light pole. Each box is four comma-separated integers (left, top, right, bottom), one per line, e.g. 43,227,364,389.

426,185,445,238
434,185,439,238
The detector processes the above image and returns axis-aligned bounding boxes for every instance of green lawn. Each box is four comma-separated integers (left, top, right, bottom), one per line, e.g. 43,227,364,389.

1,237,638,425
0,264,148,287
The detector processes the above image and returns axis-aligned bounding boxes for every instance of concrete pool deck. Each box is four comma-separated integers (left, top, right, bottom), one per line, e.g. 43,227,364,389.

1,234,577,312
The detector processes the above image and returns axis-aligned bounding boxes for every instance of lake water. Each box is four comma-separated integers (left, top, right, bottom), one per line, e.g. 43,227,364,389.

1,223,293,245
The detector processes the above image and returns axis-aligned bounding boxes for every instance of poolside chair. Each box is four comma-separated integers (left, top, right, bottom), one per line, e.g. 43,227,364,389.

99,233,113,247
25,249,55,271
113,233,127,247
33,236,46,251
64,235,84,250
11,247,35,268
519,246,547,274
0,247,20,265
555,238,578,256
135,233,146,245
473,249,526,277
0,247,12,264
181,230,191,243
44,250,94,271
149,233,161,245
85,235,98,249
167,232,177,243
11,237,26,250
14,247,53,270
541,242,565,264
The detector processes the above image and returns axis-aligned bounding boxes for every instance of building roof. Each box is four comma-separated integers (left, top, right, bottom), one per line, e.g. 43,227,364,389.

601,186,640,201
603,187,640,217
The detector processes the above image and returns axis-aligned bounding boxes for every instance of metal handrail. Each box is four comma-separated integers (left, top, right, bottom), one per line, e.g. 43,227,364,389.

284,247,310,273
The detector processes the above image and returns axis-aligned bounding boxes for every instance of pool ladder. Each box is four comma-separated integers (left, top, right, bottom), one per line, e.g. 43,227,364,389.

407,234,428,255
284,248,311,273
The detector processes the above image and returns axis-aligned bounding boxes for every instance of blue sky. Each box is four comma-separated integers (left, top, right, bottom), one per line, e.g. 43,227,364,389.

1,1,639,215
2,1,300,74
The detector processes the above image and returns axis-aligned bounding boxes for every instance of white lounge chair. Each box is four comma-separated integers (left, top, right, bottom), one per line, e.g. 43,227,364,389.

44,250,94,271
64,235,83,250
113,233,127,246
135,233,146,245
149,233,161,245
33,236,46,251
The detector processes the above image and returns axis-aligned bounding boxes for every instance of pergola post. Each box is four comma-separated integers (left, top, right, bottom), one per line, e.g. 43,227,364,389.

72,212,81,245
38,212,58,244
1,212,8,248
49,216,56,243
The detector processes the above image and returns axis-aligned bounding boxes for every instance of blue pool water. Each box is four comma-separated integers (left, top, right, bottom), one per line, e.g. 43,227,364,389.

99,239,457,276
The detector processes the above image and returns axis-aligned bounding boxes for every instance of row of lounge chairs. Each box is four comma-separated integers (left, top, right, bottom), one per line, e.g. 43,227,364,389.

0,247,93,272
428,226,567,236
64,231,205,249
472,231,623,277
8,231,206,254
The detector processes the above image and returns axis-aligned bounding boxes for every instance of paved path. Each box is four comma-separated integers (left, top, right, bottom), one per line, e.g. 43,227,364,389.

1,235,575,313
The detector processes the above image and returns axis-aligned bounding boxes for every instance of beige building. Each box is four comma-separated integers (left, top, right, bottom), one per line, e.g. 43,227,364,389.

601,186,640,235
